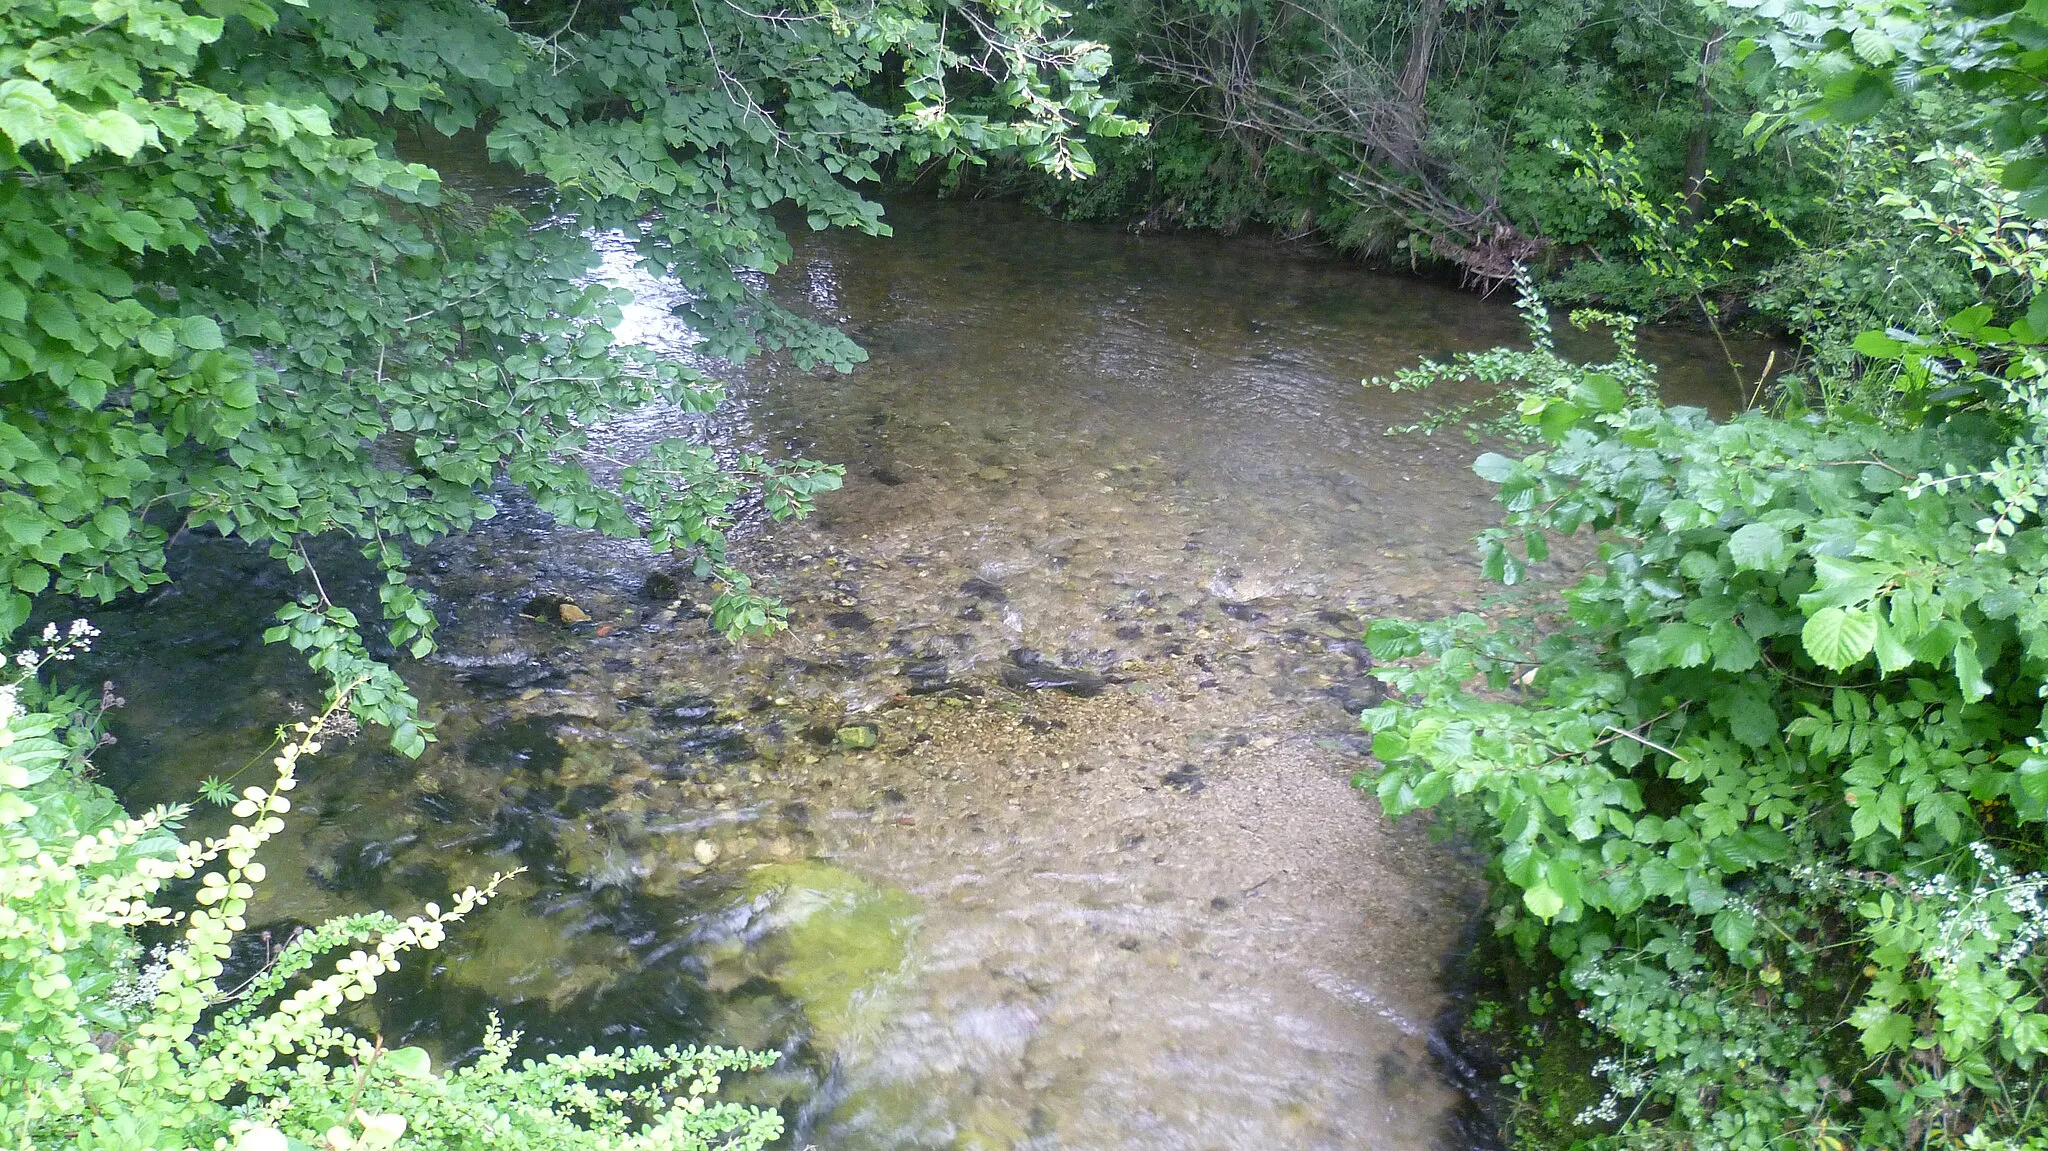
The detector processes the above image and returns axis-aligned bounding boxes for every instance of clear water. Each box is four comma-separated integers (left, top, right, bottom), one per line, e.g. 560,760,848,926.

79,193,1762,1150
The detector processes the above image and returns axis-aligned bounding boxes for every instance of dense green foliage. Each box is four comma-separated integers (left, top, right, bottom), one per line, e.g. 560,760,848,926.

0,0,1135,752
992,0,1829,298
15,0,2048,1147
0,632,783,1151
1356,3,2048,1148
1368,353,2048,1147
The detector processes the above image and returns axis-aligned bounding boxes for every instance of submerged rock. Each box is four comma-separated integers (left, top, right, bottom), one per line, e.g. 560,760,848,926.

826,609,875,632
671,725,756,764
835,724,880,750
466,715,570,772
960,577,1008,602
901,657,957,695
522,592,594,625
640,569,683,601
697,862,918,1045
638,694,721,726
459,659,568,698
1000,649,1105,697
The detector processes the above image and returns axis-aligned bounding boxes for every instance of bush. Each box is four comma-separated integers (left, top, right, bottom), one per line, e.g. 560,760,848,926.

0,627,781,1151
1358,275,2048,1147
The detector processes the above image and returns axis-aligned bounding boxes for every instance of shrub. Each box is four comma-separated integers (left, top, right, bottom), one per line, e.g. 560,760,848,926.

0,626,781,1151
1360,299,2048,1145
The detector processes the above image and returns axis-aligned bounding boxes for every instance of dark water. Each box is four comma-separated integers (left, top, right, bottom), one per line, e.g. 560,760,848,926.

80,194,1762,1150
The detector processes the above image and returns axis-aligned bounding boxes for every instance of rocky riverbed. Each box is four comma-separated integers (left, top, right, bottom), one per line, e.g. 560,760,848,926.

84,195,1761,1149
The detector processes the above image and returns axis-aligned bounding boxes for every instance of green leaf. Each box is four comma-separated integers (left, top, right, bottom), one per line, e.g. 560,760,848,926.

1821,69,1894,123
1522,883,1564,920
1851,330,1905,359
1953,638,1991,702
1538,400,1583,442
83,109,150,157
1726,522,1789,572
1802,606,1877,670
176,315,225,350
1655,622,1713,668
138,326,177,358
1472,452,1515,483
1851,1003,1915,1055
1711,908,1757,951
1848,27,1897,65
1364,618,1421,661
1571,373,1627,413
382,1047,432,1079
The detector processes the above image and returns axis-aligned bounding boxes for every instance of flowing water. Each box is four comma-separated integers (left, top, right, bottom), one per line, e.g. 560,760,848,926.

78,193,1761,1150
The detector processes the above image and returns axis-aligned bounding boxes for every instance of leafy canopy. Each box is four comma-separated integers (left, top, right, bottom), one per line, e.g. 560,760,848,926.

0,0,1139,753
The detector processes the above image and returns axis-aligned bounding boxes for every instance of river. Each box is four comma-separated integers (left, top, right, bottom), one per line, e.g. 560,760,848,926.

80,193,1758,1150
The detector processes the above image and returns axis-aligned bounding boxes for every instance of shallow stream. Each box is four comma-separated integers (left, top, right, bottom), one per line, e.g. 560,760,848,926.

81,195,1758,1150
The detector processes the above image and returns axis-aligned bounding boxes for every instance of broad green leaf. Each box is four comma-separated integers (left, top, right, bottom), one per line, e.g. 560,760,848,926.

1953,637,1991,701
382,1047,431,1078
1571,373,1627,413
1472,452,1515,483
1802,606,1877,670
1849,27,1897,65
1538,400,1582,442
1851,330,1905,359
1522,883,1564,920
1727,522,1789,571
176,315,225,350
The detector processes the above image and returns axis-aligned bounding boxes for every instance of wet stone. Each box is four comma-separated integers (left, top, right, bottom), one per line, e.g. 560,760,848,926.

669,725,756,764
460,660,569,698
392,861,453,901
960,577,1008,602
1000,649,1106,698
309,836,414,893
902,657,956,695
826,609,875,632
466,716,569,773
414,790,463,823
560,784,614,817
835,724,880,750
641,570,685,601
1162,766,1205,793
623,693,720,726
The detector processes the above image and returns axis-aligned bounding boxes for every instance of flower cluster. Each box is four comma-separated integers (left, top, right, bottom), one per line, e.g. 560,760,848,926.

1898,843,2048,974
1575,1055,1653,1126
12,619,98,670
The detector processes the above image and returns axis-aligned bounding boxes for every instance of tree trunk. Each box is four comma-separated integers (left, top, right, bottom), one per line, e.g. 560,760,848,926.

1390,0,1446,168
1683,29,1725,222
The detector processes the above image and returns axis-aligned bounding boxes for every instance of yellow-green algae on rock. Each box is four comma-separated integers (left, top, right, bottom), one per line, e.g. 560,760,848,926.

703,861,918,1044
